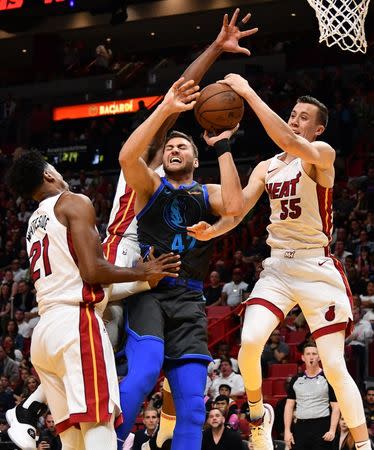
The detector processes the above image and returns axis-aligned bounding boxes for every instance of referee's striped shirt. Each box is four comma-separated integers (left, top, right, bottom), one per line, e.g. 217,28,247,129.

287,370,337,420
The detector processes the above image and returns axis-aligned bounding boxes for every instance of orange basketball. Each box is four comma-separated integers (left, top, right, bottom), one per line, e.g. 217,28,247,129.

194,83,244,132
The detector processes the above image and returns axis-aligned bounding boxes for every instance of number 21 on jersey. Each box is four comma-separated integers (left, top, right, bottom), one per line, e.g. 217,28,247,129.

29,235,52,282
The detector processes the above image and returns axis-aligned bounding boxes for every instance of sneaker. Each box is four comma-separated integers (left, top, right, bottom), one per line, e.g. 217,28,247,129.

6,401,47,450
249,403,274,450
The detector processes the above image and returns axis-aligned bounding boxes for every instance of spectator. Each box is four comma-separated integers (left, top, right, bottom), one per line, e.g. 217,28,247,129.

208,342,239,375
0,346,19,385
12,281,34,312
0,242,16,268
337,416,355,450
201,408,243,450
2,320,23,352
37,412,62,450
0,284,11,331
0,378,15,424
210,358,245,400
345,308,373,382
354,231,374,258
361,282,374,311
333,240,352,267
0,415,13,449
221,269,248,307
132,406,159,450
213,394,239,430
364,387,374,438
1,337,22,363
14,310,32,339
284,344,340,450
17,202,32,225
95,43,112,73
204,271,223,306
261,329,289,376
122,432,134,450
131,100,150,131
10,260,28,284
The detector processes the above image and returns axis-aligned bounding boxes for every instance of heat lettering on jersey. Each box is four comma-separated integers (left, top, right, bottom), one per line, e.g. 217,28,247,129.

266,171,301,199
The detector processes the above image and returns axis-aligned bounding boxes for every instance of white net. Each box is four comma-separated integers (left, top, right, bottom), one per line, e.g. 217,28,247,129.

307,0,370,53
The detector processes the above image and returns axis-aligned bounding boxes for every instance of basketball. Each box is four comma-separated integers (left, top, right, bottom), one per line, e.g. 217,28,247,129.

194,83,244,132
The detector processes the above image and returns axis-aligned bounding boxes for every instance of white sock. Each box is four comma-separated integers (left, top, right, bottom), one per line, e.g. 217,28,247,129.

355,440,371,450
23,385,47,408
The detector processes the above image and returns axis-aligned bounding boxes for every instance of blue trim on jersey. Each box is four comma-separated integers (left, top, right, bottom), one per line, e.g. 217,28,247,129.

136,182,165,221
126,323,165,343
202,184,210,210
165,353,213,362
161,177,197,190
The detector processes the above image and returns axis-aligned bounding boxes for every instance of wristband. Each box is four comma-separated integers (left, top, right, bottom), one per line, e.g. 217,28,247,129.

214,139,231,158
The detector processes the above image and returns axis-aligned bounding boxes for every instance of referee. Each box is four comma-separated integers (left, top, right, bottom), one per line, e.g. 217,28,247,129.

284,343,340,449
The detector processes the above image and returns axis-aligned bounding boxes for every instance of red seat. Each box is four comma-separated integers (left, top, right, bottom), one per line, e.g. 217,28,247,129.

287,330,307,344
268,363,297,379
273,379,287,396
262,379,273,397
207,306,231,318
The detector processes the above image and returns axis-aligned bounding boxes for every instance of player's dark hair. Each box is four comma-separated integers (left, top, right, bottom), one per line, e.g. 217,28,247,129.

6,150,47,199
297,95,329,127
166,131,199,158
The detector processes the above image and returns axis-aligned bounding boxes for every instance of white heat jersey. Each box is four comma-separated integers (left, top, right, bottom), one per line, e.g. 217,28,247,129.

26,193,106,315
103,165,165,261
265,154,333,250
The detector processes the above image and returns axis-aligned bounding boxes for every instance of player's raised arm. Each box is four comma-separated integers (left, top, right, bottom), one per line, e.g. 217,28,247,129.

203,128,244,216
219,74,335,170
188,160,267,240
57,192,181,285
119,78,199,197
145,8,258,162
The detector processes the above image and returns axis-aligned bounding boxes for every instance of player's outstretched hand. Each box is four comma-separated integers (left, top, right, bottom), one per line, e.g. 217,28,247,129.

162,78,200,114
218,73,251,98
203,124,239,147
136,248,181,286
187,221,216,241
215,8,258,56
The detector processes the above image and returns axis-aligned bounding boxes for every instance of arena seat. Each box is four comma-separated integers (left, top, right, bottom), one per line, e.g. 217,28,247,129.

207,306,232,317
286,330,307,344
268,363,298,379
272,379,287,396
262,379,273,398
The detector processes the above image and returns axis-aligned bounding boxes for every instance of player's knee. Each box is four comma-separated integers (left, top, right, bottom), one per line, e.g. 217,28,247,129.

177,395,205,429
239,334,264,361
320,352,347,384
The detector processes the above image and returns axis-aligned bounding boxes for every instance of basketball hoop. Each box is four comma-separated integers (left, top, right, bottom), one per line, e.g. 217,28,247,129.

307,0,370,53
